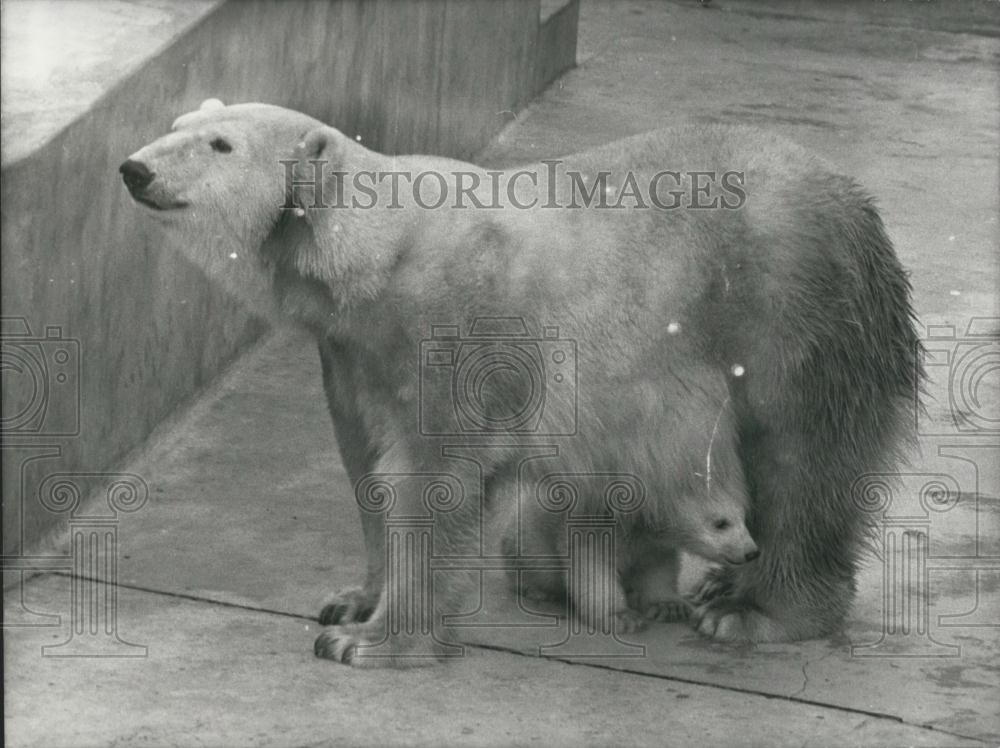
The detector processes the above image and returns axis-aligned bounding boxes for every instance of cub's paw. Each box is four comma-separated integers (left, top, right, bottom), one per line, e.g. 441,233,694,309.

317,586,378,626
691,598,788,643
689,566,734,606
614,608,649,635
642,599,692,623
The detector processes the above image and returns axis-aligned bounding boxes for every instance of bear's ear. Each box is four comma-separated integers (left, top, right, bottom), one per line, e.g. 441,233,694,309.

295,126,342,162
172,98,226,130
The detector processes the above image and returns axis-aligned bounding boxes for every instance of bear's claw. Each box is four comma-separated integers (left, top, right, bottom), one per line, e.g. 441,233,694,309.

314,626,362,664
317,586,377,626
314,624,450,668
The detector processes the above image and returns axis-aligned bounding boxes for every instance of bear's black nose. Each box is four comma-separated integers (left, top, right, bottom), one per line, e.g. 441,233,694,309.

119,159,155,194
744,549,760,562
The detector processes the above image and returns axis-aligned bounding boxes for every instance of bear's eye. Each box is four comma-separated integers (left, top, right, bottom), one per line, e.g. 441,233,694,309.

713,519,730,531
210,137,232,154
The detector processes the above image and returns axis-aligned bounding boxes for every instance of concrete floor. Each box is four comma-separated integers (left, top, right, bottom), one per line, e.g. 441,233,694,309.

5,1,999,746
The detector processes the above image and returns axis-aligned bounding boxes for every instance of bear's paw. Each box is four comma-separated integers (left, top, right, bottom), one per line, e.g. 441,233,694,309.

641,599,692,623
314,623,446,669
692,598,790,643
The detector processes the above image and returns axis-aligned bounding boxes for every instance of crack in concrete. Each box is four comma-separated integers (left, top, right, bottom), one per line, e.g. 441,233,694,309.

789,647,839,699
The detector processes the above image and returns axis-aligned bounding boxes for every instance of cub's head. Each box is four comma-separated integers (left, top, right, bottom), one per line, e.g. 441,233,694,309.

120,99,324,313
675,489,759,567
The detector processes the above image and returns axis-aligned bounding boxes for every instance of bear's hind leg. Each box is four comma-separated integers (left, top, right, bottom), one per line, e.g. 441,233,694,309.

692,427,863,643
692,185,920,643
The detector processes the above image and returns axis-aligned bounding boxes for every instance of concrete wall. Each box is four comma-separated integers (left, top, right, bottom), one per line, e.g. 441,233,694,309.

1,0,578,557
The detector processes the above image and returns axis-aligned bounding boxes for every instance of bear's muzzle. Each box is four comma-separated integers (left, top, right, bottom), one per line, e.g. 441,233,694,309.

119,159,155,195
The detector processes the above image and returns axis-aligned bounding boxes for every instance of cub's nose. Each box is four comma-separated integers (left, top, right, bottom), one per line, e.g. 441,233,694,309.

744,549,760,562
119,159,155,194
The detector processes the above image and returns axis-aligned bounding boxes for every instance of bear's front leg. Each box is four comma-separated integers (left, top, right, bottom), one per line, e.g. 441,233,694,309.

314,601,464,668
316,497,386,626
314,459,483,667
314,568,479,668
316,338,384,627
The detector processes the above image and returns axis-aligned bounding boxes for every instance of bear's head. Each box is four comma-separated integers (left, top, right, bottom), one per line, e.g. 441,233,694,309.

120,99,329,318
122,100,402,322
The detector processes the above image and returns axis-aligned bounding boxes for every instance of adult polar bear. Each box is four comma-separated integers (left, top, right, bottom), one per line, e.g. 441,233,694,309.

121,100,920,665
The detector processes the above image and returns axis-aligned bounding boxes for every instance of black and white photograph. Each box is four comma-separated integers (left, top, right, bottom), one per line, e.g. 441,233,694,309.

2,0,998,745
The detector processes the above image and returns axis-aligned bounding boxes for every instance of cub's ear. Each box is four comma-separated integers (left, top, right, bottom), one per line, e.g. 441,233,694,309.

199,98,225,111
